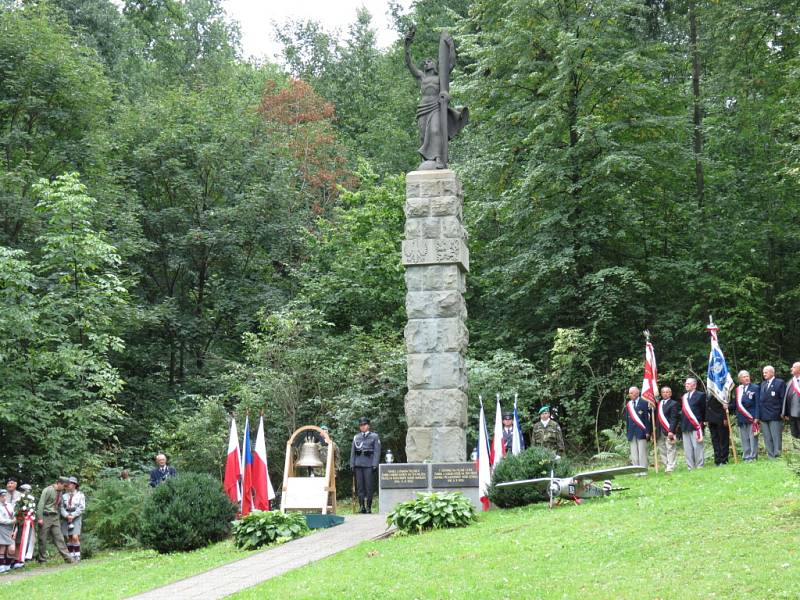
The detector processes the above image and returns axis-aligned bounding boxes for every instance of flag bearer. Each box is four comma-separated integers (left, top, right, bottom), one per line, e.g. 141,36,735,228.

734,370,760,461
655,386,680,473
681,378,706,470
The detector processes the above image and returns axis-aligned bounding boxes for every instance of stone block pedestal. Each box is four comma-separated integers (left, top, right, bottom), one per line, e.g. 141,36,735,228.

402,170,468,463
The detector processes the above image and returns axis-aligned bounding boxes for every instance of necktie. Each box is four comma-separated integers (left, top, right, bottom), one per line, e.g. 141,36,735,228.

54,491,61,509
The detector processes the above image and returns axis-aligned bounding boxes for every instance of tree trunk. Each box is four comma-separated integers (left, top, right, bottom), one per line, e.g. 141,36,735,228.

689,0,704,208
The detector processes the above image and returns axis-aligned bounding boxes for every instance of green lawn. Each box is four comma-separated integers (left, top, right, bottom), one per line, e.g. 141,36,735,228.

232,460,800,600
0,540,249,599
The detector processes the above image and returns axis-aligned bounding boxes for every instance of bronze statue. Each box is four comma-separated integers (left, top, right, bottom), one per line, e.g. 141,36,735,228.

404,26,468,170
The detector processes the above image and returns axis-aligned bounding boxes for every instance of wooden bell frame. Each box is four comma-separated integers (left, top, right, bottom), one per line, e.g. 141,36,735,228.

280,425,337,514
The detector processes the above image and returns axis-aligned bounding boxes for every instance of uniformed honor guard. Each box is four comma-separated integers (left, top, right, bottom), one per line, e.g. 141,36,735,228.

624,386,650,472
36,477,73,564
782,361,800,439
60,476,85,561
531,406,565,458
501,412,515,454
349,417,381,514
734,370,761,461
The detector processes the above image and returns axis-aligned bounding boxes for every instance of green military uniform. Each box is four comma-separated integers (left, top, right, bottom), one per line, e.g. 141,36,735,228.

36,479,72,563
531,408,565,456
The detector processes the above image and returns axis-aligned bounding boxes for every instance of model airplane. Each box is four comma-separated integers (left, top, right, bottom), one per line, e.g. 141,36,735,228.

495,465,647,508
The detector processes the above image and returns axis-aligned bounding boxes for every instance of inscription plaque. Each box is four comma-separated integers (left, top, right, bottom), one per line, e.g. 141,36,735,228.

431,463,478,488
401,238,469,271
379,464,429,489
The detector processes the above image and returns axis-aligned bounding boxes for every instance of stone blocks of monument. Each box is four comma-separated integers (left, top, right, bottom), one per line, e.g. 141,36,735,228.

402,170,468,462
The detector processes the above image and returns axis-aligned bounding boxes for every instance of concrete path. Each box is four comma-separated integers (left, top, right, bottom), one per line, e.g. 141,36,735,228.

127,514,390,600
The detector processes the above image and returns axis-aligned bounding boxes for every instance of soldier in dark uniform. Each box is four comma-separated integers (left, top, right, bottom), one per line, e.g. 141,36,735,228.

349,417,381,514
501,412,514,454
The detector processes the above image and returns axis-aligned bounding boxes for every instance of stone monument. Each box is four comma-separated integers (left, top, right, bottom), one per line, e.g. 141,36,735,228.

377,28,477,513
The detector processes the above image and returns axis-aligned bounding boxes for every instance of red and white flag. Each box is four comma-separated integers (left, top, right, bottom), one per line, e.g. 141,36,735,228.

490,394,505,469
641,339,659,407
241,416,254,516
476,396,491,511
252,415,276,511
223,417,242,507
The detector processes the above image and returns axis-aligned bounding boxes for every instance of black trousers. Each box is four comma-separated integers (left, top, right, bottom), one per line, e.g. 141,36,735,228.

354,467,374,504
708,422,730,465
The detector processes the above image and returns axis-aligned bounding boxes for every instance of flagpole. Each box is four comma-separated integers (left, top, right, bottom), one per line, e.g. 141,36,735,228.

644,331,659,473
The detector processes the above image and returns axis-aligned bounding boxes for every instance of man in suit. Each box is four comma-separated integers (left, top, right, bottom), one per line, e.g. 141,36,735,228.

734,370,761,461
681,377,706,470
783,361,800,439
349,417,381,514
706,384,730,466
625,386,650,472
149,454,177,487
760,365,786,458
655,386,680,473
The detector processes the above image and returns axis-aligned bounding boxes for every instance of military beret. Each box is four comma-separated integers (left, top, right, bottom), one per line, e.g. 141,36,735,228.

502,412,514,420
358,417,370,425
538,406,551,414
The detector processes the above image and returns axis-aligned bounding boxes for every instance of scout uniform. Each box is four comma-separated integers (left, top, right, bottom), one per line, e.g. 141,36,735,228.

531,406,565,456
36,477,72,564
349,417,381,513
60,476,86,561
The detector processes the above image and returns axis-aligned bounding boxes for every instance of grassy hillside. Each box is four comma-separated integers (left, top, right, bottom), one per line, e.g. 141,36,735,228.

233,460,800,599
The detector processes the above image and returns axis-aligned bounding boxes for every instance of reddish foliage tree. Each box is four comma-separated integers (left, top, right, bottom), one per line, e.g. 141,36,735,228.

259,79,353,211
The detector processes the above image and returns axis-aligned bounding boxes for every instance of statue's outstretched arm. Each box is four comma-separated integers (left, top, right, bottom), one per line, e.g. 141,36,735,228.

404,26,422,79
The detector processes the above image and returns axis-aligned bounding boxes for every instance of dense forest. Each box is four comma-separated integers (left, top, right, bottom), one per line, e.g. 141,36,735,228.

1,0,799,484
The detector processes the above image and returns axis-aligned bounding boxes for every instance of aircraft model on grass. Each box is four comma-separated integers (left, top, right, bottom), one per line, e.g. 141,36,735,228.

495,465,647,508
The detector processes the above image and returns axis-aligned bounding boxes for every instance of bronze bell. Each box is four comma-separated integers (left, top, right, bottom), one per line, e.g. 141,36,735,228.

295,435,324,469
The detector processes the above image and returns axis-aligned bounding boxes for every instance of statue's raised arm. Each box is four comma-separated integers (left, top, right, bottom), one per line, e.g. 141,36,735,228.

404,26,422,80
404,28,469,170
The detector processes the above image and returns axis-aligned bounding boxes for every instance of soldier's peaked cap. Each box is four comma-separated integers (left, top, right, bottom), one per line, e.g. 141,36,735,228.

358,417,370,425
502,412,514,419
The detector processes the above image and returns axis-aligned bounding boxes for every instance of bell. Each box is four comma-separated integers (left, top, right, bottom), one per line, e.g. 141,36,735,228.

295,436,324,469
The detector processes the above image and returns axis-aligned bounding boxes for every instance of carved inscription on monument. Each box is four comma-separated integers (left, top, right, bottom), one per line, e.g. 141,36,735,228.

379,464,429,489
431,463,478,488
402,239,469,271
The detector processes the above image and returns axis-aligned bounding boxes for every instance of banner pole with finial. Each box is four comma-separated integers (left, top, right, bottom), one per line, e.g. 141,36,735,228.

644,330,659,473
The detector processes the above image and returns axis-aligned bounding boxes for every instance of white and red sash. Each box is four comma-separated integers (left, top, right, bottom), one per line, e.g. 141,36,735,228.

657,400,673,434
15,510,34,563
791,377,800,398
626,400,647,432
735,385,755,423
682,393,703,441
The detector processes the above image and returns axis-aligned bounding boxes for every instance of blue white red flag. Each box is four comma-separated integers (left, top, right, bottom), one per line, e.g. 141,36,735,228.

476,396,491,511
252,415,276,510
490,394,505,469
241,416,255,516
223,417,241,507
706,317,734,406
511,393,525,455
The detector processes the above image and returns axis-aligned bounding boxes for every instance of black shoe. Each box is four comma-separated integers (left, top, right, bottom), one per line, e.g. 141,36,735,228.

359,507,367,514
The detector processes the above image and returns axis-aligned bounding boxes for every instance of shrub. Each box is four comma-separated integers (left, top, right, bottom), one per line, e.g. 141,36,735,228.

78,532,100,559
139,473,238,553
487,446,574,508
84,475,150,549
231,511,309,550
386,492,476,534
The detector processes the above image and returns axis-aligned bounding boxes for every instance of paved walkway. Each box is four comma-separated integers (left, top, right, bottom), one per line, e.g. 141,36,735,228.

127,514,390,600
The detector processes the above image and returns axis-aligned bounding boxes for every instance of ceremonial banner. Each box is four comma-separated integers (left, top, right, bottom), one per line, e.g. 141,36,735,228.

490,395,505,469
252,415,276,511
476,396,491,511
641,340,659,407
241,416,255,516
706,318,734,405
223,417,241,506
15,512,34,563
511,393,525,456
